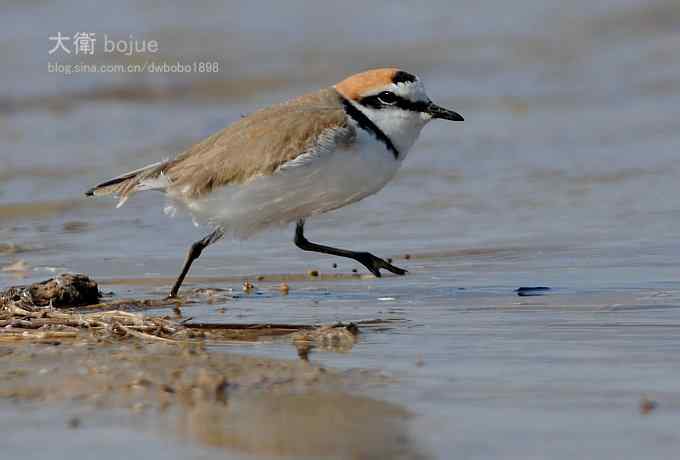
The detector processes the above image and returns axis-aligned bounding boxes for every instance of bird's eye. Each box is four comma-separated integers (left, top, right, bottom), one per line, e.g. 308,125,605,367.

377,91,398,105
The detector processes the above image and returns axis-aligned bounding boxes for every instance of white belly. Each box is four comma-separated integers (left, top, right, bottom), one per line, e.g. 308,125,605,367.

176,133,403,238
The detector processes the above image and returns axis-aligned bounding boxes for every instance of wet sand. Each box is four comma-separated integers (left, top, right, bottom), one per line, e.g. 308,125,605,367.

2,0,680,458
1,273,425,458
0,339,425,459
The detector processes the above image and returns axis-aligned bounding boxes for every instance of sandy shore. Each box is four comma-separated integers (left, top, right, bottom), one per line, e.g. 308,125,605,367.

0,274,428,459
0,339,428,458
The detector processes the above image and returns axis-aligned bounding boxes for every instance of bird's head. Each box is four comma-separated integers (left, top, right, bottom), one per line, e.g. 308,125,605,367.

335,68,463,156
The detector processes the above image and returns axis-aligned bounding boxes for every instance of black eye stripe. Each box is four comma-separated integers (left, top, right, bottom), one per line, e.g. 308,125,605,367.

395,98,429,112
359,93,429,112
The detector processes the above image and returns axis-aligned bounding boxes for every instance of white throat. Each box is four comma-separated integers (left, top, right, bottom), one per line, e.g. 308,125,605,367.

348,100,430,160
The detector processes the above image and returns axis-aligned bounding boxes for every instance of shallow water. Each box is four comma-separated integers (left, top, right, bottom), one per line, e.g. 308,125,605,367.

2,0,680,458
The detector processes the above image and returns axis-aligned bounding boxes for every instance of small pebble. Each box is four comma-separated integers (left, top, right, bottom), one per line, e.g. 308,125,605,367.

296,342,312,361
160,384,175,394
279,283,290,294
67,417,81,429
242,281,254,292
640,396,657,415
307,270,319,277
256,275,265,281
131,402,148,413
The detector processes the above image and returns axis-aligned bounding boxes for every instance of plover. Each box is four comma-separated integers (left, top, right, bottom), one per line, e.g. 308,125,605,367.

86,68,463,297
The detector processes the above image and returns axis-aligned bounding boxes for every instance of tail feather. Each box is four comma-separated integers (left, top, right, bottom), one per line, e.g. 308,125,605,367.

85,160,171,207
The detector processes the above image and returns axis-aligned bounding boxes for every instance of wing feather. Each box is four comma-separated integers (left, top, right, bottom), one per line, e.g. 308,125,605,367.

164,87,352,198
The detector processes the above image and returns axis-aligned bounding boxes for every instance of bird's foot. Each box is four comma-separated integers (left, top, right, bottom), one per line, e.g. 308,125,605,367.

354,252,407,277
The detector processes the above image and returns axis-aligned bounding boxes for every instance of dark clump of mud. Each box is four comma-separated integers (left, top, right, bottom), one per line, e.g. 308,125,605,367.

30,273,99,306
1,273,100,307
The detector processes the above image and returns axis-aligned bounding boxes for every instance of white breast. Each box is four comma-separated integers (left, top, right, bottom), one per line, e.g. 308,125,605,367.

177,125,403,239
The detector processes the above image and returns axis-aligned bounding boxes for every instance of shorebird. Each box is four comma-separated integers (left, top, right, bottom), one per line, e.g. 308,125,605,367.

86,68,463,297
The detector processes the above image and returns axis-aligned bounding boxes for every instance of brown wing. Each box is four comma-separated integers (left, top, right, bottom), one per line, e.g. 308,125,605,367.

163,87,352,198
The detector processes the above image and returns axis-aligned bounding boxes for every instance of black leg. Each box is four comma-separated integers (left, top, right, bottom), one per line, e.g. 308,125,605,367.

169,228,224,298
294,219,406,277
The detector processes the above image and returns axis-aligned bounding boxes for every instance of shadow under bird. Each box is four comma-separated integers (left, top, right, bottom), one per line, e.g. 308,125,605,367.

86,68,463,297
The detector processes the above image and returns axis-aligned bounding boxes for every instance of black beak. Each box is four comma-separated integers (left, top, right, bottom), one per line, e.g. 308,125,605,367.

427,102,464,121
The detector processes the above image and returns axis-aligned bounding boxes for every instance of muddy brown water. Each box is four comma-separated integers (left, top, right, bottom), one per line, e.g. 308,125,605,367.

2,0,680,458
